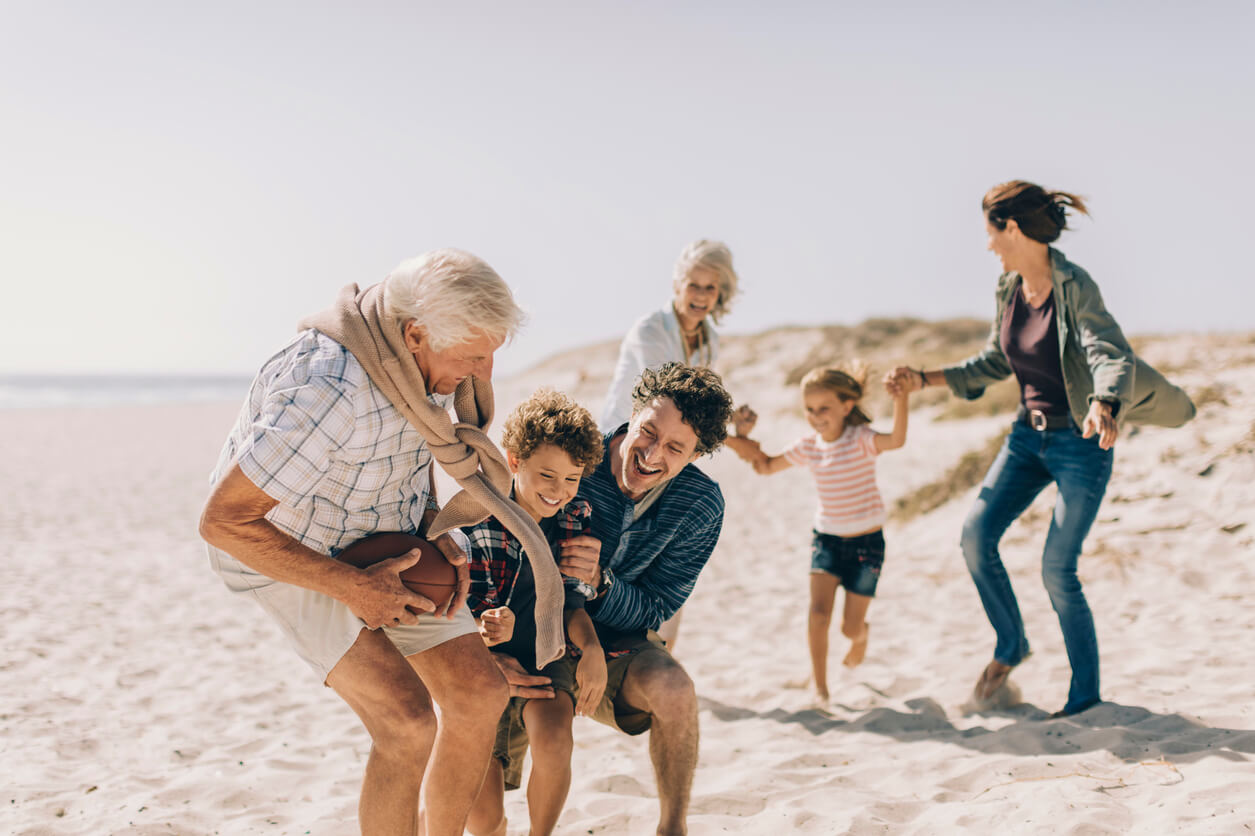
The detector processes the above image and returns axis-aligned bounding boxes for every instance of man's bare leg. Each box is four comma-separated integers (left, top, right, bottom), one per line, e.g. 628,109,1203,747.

617,651,698,836
465,759,508,836
407,632,509,836
808,573,839,700
325,628,440,836
840,591,872,668
521,693,576,835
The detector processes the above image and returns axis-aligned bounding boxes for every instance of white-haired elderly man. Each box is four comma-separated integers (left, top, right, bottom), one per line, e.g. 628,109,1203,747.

200,249,565,836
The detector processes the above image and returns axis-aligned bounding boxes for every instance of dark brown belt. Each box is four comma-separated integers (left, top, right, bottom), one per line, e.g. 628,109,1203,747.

1017,406,1071,431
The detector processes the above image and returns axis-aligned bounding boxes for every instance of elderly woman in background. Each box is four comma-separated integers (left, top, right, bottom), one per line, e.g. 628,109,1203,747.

600,239,740,432
599,239,745,649
891,181,1194,717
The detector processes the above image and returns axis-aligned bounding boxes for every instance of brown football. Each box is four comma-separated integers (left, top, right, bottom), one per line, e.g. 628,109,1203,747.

336,532,458,611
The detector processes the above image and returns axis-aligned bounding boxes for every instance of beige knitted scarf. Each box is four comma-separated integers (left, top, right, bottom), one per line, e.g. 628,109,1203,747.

300,282,565,668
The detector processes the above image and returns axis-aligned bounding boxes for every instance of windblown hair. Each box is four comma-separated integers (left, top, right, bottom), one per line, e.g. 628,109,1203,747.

383,248,526,351
671,239,740,324
801,362,871,426
631,362,733,455
982,180,1090,244
501,388,604,474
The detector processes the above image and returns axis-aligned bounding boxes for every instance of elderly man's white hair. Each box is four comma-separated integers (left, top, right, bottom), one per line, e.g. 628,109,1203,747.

671,239,740,324
383,248,526,351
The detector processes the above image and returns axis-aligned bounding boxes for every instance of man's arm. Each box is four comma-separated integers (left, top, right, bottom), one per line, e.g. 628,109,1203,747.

753,454,793,475
199,463,435,629
588,491,724,633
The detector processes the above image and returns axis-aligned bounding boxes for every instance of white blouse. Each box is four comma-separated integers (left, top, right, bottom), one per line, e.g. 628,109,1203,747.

599,304,720,432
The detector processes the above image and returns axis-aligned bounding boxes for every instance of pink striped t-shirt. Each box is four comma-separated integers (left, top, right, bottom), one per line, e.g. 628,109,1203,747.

784,425,885,536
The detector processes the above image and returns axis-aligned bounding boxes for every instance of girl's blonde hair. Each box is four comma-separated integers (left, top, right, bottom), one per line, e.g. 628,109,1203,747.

800,362,871,426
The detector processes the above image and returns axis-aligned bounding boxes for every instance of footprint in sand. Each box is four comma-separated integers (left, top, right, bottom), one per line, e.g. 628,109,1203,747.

587,773,650,796
690,792,766,816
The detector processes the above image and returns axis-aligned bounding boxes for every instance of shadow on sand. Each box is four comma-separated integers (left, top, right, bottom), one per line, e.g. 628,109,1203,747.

696,695,1255,765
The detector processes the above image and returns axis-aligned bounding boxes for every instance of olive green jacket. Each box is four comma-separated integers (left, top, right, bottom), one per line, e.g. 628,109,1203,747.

942,248,1195,428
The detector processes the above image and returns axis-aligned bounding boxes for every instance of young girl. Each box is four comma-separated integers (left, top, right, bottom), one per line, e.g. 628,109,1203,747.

463,388,606,836
737,364,910,704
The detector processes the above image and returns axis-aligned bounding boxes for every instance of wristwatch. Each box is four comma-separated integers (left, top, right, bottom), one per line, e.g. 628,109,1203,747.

596,567,615,599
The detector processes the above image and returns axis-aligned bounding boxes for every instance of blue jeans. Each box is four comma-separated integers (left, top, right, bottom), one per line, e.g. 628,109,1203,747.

960,418,1113,714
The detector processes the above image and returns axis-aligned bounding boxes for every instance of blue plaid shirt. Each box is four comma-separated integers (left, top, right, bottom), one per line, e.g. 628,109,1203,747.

463,497,592,671
210,330,451,556
579,430,725,634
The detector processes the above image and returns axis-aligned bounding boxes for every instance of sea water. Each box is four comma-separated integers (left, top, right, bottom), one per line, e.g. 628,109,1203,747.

0,373,253,409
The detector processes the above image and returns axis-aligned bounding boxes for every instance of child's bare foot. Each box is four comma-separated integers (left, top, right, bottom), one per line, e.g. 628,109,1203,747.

842,623,869,667
810,686,830,708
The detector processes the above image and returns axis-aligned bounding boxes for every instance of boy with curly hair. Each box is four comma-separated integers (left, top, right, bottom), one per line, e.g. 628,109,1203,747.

464,388,605,836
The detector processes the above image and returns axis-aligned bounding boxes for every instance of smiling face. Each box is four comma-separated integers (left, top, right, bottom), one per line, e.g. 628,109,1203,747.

672,266,721,332
985,219,1022,273
803,387,856,442
507,443,585,522
403,322,504,395
612,396,700,500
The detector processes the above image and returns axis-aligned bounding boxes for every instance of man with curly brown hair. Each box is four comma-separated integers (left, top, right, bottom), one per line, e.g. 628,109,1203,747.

557,361,733,836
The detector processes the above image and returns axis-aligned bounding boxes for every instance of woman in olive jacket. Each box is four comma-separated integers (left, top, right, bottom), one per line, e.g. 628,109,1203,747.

892,181,1194,717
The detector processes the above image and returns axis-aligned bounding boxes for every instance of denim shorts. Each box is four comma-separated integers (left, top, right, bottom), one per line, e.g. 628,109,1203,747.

810,529,885,597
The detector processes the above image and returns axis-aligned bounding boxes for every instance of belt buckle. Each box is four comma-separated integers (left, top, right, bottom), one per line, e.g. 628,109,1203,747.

1028,409,1048,431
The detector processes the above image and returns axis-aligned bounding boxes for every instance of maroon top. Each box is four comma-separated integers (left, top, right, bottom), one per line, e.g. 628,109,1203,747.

1000,283,1069,415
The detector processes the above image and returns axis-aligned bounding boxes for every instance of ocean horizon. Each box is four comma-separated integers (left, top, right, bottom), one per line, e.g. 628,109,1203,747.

0,373,254,409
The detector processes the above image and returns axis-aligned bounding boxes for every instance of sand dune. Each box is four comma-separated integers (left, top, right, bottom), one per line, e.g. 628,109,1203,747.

3,325,1252,834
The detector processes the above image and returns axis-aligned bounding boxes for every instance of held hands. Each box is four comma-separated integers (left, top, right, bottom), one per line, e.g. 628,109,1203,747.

478,606,516,646
734,437,769,471
1081,400,1119,450
726,405,768,470
884,366,920,397
430,531,471,618
574,650,608,716
732,404,758,437
344,549,436,630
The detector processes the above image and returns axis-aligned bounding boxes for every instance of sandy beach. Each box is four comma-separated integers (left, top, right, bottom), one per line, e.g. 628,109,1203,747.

3,326,1253,835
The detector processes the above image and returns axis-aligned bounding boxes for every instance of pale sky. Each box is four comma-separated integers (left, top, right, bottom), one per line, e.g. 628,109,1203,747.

2,1,1251,377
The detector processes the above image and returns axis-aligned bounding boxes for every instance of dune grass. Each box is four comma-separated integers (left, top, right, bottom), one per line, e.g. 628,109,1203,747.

890,431,1009,522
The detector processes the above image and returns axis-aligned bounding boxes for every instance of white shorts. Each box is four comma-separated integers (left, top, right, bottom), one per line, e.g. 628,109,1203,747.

206,540,478,683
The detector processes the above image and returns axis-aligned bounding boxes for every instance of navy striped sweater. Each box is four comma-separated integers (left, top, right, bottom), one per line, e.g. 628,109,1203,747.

579,431,725,634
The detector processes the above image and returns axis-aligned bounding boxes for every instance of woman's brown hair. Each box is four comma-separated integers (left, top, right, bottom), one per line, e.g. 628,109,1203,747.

982,180,1090,244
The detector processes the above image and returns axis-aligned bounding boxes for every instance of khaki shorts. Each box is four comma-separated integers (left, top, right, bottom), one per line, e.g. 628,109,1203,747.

493,630,671,789
207,544,477,683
